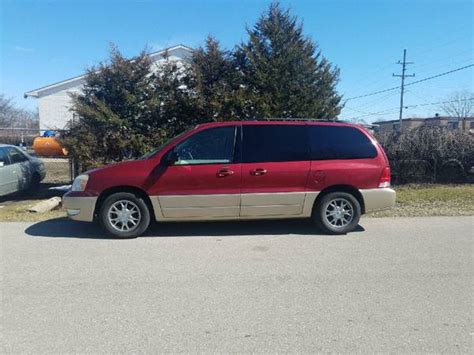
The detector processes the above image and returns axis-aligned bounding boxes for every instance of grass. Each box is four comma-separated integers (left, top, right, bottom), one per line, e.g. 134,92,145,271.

0,184,473,222
368,184,474,217
0,184,67,222
0,201,66,222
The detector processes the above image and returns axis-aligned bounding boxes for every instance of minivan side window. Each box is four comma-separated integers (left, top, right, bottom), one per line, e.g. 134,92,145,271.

6,147,29,164
309,125,377,160
173,126,236,165
242,125,309,163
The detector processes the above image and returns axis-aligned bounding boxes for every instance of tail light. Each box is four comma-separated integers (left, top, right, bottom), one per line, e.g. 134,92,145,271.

378,167,391,188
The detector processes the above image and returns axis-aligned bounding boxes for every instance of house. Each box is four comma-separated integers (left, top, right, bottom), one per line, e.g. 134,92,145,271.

374,115,474,134
24,45,193,131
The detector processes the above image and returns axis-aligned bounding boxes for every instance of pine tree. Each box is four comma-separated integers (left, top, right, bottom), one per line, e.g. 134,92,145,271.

237,2,342,119
63,45,157,169
150,51,199,136
63,45,196,171
190,36,245,121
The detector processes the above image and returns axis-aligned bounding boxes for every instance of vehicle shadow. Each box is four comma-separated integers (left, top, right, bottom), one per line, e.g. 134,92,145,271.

24,218,365,239
0,183,67,204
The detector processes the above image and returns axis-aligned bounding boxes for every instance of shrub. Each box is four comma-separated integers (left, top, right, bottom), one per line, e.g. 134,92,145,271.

376,126,474,183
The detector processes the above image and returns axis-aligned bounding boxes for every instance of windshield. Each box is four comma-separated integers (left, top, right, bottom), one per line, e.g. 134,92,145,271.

139,127,194,160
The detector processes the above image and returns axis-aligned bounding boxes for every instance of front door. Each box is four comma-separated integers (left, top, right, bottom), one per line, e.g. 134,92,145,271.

152,125,241,219
240,124,311,217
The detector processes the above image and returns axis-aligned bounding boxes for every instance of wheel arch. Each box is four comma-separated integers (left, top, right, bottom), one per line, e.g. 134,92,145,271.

93,186,155,220
313,185,365,214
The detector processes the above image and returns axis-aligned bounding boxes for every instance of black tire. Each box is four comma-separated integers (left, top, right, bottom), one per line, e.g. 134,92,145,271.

27,173,41,194
99,192,151,238
313,191,361,235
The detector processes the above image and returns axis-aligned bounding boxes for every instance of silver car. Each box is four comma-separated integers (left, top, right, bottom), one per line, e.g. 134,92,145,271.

0,144,46,196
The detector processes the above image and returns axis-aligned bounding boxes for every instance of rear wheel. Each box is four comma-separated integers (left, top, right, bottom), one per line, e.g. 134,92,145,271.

99,192,150,238
313,192,361,234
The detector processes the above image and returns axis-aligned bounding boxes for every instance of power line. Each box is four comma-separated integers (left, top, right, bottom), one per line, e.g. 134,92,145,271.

404,97,474,109
345,63,474,101
404,64,474,88
345,97,474,120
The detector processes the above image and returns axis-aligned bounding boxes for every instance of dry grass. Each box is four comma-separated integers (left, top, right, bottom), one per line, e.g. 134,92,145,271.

0,200,66,222
368,184,474,217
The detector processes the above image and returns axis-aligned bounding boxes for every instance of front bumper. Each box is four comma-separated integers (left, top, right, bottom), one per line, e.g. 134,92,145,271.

360,188,396,212
62,192,97,222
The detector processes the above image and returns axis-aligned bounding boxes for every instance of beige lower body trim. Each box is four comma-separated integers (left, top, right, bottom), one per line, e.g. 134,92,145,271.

151,192,319,221
360,188,396,212
62,196,97,222
241,192,306,216
158,194,240,218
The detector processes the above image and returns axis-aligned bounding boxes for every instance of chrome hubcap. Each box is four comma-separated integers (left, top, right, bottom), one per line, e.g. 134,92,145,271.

325,198,354,228
108,200,141,232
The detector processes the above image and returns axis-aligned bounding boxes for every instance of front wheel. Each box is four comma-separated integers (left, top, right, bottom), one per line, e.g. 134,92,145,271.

99,192,151,238
313,192,361,234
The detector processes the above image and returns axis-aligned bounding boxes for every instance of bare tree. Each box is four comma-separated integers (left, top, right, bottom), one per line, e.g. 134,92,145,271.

440,90,473,119
0,94,39,129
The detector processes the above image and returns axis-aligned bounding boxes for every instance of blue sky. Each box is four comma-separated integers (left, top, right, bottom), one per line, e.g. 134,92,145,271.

1,0,473,122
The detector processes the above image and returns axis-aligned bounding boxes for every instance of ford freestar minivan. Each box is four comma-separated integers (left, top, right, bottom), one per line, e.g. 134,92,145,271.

63,120,395,238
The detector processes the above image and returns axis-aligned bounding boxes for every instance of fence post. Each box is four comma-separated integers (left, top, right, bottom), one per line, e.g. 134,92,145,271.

69,157,76,182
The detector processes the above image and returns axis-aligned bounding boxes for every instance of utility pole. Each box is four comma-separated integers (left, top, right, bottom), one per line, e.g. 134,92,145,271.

393,49,415,131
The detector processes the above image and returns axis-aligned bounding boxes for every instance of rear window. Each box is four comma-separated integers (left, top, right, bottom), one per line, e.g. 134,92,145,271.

242,125,309,163
309,125,377,160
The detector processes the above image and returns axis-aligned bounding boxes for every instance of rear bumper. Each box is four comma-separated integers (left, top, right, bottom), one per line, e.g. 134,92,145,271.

360,188,396,212
62,192,97,222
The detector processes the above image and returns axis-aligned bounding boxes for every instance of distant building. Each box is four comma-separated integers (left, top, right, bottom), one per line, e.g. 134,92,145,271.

24,45,193,131
374,115,474,134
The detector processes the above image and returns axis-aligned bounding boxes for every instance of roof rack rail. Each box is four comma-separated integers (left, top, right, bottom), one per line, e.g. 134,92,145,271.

257,117,338,122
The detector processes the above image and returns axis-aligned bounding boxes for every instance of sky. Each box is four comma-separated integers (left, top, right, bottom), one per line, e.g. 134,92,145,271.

1,0,473,123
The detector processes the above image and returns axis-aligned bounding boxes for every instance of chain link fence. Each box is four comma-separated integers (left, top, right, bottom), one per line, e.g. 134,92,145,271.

0,127,75,185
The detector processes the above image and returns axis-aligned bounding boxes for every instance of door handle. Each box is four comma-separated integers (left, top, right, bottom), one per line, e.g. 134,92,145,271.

216,168,234,177
250,168,267,176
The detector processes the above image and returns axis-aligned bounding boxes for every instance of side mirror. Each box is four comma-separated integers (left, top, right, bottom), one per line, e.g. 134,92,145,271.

164,151,179,166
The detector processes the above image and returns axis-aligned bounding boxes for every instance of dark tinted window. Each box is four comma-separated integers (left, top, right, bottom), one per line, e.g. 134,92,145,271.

242,125,309,163
309,125,377,160
173,126,236,165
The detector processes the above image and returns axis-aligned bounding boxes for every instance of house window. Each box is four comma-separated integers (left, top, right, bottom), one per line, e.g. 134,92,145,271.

470,121,474,129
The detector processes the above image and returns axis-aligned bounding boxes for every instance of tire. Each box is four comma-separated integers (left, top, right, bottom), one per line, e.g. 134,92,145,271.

27,173,41,194
313,192,361,235
99,192,151,238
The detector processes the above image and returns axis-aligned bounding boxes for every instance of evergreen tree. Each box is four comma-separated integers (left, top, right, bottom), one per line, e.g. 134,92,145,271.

191,36,245,121
63,45,196,171
237,2,342,119
149,51,198,137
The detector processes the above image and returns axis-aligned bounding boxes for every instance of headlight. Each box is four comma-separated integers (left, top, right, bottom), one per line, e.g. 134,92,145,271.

71,174,89,192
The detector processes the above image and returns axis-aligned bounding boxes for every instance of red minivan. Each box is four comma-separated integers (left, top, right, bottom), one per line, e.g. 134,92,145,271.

63,120,395,238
